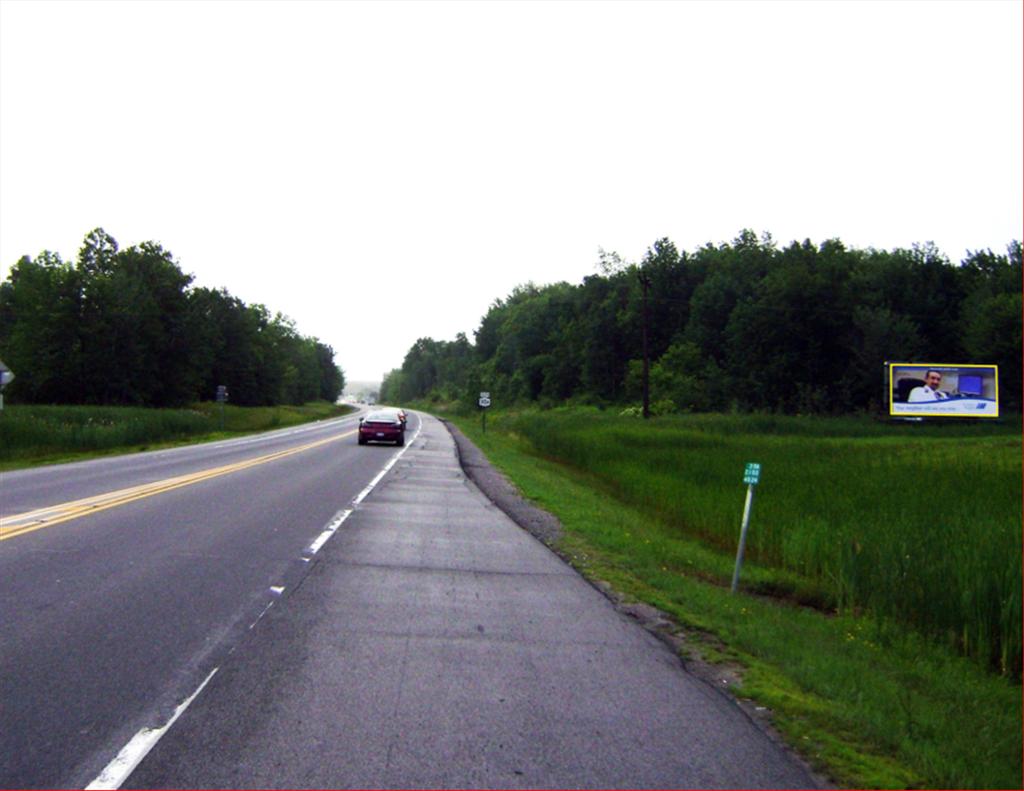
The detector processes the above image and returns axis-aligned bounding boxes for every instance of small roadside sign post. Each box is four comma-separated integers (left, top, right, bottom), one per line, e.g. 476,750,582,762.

0,359,14,412
216,385,228,430
731,462,761,593
479,391,491,433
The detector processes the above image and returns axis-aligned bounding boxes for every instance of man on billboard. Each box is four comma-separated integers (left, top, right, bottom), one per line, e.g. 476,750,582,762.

908,370,948,402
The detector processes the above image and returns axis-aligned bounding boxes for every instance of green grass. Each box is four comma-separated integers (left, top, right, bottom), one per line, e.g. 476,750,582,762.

432,405,1022,789
0,401,354,469
491,408,1023,677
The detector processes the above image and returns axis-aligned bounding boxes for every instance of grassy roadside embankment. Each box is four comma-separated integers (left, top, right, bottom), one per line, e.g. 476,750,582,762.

0,401,355,470
427,404,1022,789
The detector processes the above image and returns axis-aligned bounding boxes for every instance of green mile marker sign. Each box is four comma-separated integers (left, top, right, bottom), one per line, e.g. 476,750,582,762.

743,462,761,485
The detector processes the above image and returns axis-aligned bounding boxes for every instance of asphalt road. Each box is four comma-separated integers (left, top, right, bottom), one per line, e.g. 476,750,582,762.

0,408,408,789
2,411,820,789
128,415,820,789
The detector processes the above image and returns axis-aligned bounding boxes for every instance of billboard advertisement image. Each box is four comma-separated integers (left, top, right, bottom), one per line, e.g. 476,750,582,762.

888,363,999,418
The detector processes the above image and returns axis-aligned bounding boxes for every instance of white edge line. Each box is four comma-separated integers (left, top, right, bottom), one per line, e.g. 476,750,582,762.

85,417,420,790
307,509,351,555
86,668,219,790
306,420,422,556
249,600,276,629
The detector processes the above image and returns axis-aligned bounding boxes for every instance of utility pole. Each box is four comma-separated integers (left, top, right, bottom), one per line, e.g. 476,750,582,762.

638,271,651,419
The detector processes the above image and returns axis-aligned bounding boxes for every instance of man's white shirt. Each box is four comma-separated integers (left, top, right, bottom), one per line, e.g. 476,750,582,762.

908,385,947,402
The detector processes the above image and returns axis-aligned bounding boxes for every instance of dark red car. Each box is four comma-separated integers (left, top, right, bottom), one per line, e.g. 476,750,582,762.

358,410,405,446
379,406,407,427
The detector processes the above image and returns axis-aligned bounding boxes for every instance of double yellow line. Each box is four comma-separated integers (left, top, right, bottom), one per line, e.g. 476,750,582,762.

0,430,354,541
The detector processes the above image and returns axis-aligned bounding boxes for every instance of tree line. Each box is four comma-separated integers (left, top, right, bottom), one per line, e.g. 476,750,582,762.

0,228,344,407
380,231,1021,415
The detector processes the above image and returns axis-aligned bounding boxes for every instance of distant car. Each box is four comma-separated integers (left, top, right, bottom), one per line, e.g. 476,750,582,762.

358,410,405,446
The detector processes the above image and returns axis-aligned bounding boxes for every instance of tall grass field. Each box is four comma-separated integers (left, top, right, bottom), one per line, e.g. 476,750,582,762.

489,409,1022,677
438,406,1021,787
0,401,353,467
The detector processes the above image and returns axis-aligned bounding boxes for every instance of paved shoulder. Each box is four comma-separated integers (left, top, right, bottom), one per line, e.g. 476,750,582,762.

443,418,563,548
127,413,821,789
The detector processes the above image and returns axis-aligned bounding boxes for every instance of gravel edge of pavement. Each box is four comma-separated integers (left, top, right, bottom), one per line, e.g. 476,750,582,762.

439,416,834,789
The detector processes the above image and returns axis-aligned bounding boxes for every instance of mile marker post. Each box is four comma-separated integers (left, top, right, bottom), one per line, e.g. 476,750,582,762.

731,462,761,593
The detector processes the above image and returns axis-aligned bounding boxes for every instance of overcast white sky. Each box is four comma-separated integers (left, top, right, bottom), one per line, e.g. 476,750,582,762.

1,0,1021,384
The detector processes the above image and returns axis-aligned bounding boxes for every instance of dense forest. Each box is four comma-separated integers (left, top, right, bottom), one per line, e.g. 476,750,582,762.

0,229,344,407
380,231,1021,415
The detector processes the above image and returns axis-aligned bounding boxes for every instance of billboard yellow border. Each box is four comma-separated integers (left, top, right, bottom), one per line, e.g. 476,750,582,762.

887,362,1000,418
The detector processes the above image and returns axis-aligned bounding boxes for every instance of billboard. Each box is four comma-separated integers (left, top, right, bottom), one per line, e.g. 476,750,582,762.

888,363,999,418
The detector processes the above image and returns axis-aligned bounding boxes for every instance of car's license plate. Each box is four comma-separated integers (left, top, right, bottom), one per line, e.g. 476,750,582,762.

376,432,385,437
